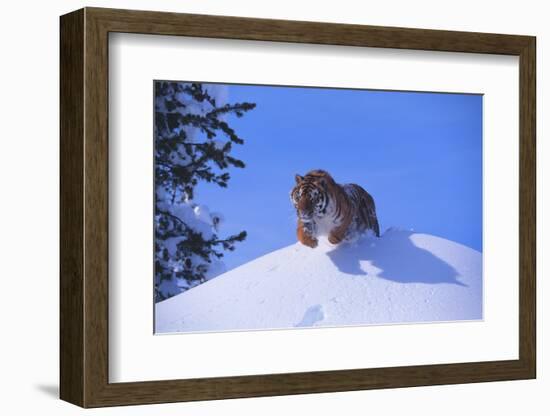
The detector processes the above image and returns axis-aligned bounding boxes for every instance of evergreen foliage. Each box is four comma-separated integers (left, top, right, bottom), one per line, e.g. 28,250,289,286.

154,81,255,302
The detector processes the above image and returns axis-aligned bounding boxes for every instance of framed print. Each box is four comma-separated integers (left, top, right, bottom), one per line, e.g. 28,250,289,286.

60,7,536,408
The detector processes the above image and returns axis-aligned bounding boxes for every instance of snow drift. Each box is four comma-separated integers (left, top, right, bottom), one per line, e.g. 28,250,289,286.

155,229,482,333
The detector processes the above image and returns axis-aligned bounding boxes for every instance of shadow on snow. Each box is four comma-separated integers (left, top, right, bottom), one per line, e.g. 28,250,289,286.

326,230,467,286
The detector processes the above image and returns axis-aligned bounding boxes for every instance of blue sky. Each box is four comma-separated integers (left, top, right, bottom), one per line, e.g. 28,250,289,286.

195,83,483,271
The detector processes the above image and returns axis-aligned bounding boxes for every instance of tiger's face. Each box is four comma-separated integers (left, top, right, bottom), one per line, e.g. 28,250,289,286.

291,174,329,222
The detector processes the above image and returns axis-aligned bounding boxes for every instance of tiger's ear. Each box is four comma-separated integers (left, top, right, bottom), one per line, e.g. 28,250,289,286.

316,176,329,190
295,174,304,184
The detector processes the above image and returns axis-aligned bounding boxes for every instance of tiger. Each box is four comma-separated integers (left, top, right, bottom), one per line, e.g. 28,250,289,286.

290,169,380,248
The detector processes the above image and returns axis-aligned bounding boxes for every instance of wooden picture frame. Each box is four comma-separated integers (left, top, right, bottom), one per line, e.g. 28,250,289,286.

60,7,536,408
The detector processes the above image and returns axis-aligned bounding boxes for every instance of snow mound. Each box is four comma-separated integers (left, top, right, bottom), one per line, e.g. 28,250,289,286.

155,229,482,333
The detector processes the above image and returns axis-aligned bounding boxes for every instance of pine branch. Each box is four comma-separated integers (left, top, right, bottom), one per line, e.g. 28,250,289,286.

154,81,255,299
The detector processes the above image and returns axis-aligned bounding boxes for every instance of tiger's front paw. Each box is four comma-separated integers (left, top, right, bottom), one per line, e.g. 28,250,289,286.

328,232,343,245
298,226,318,248
301,235,318,248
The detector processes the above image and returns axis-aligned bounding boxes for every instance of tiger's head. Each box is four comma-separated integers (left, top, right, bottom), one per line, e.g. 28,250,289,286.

290,170,334,222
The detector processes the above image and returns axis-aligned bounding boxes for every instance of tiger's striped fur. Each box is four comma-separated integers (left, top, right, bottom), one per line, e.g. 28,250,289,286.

290,170,380,248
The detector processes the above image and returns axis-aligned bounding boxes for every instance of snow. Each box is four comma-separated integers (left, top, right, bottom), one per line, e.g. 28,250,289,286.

155,229,482,333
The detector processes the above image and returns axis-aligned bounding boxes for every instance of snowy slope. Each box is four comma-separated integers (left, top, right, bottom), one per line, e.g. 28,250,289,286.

155,229,482,333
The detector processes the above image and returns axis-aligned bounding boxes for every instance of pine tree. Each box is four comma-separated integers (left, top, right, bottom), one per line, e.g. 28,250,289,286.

154,81,255,302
